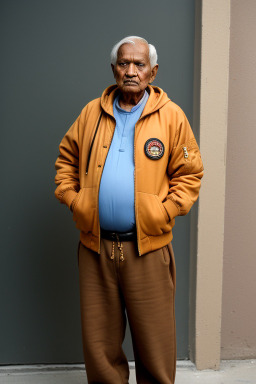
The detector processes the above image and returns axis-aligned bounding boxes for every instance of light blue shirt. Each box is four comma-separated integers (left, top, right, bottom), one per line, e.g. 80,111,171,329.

99,91,149,232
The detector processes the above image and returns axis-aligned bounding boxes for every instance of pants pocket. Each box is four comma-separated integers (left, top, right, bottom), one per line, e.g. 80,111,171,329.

165,243,176,292
160,244,176,291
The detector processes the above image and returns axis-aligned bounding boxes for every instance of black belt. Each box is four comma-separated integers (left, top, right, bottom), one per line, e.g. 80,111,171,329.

101,228,136,242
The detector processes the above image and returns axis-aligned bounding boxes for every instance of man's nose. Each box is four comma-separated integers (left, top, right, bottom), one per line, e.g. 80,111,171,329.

126,63,137,77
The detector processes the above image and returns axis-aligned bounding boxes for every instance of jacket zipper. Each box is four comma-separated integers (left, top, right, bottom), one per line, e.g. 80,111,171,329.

97,115,116,253
85,111,103,175
134,122,141,256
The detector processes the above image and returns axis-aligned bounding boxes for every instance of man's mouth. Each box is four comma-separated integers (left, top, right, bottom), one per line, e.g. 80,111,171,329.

124,80,138,85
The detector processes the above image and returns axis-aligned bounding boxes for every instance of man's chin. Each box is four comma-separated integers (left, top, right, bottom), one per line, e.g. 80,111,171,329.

120,84,142,93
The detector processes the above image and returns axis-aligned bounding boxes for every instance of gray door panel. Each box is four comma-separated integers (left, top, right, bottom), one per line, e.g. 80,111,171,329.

0,0,195,363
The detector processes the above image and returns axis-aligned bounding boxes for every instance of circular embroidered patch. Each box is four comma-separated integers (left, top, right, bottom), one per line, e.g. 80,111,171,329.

144,138,165,160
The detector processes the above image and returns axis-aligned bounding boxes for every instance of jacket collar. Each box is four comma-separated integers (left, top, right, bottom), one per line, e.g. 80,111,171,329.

100,84,170,119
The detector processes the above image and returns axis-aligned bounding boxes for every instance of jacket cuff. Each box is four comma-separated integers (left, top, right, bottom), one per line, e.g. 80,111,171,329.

62,189,78,209
163,199,180,220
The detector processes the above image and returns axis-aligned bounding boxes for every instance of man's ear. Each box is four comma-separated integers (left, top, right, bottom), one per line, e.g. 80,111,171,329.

149,64,159,84
111,64,115,77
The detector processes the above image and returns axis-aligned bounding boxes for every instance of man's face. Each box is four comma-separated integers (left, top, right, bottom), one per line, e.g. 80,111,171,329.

111,41,158,97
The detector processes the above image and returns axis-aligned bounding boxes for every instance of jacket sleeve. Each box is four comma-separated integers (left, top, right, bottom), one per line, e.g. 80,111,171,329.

54,114,81,209
163,110,204,220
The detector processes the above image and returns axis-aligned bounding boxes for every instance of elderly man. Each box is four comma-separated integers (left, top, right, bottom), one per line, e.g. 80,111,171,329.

55,36,203,383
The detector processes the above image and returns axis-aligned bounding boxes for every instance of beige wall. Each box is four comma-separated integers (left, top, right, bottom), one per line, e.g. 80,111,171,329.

191,0,230,369
221,0,256,359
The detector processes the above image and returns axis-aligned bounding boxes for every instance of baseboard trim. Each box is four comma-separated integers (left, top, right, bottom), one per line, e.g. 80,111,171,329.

0,360,195,374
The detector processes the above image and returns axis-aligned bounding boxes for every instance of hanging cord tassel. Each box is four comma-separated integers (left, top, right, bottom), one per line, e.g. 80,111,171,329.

118,241,125,261
85,111,103,175
110,237,125,261
111,241,115,260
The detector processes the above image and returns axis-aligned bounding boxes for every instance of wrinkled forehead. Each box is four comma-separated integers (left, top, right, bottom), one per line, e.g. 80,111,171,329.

117,41,150,62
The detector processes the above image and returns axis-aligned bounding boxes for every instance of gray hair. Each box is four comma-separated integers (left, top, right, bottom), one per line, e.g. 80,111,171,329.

110,36,158,68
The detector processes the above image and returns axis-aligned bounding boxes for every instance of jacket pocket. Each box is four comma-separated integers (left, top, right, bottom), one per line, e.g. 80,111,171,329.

138,192,172,236
72,187,96,234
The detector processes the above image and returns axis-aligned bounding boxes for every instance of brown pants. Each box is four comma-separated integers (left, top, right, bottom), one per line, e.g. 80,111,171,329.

78,239,176,384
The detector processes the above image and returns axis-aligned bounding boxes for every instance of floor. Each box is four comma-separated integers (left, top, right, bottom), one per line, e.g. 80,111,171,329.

0,360,255,384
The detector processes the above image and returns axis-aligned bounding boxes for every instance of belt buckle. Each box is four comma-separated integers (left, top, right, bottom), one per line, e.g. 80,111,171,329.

107,231,118,241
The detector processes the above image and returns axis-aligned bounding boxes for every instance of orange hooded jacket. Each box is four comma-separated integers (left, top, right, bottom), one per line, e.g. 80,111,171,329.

55,85,204,255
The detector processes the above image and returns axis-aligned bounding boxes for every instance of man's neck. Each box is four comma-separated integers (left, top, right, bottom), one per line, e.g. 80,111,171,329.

119,91,145,112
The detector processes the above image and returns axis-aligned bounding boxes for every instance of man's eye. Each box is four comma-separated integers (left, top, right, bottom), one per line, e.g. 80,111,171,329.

119,63,127,67
136,63,144,67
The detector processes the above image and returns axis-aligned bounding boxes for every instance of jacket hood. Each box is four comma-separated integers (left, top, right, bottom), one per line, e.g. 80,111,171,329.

100,84,171,118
